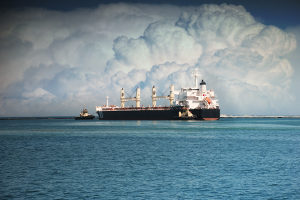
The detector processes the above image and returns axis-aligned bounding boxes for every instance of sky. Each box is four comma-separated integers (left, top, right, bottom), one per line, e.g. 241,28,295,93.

0,0,300,116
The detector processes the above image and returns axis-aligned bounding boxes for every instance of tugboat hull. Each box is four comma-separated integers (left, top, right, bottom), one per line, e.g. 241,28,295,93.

75,115,95,120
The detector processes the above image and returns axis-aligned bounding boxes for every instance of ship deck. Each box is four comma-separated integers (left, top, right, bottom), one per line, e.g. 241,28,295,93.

101,106,173,111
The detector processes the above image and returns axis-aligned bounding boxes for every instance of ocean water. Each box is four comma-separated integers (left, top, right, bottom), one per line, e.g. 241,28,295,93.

0,118,300,199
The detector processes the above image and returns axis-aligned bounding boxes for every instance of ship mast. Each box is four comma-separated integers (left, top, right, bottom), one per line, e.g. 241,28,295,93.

192,70,199,89
106,96,109,107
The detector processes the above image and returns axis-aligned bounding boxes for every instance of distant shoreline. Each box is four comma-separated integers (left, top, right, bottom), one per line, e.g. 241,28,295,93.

0,116,300,120
221,115,300,118
0,117,75,120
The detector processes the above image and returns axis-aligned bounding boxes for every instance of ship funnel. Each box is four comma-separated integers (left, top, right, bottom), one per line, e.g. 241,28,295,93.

200,80,206,94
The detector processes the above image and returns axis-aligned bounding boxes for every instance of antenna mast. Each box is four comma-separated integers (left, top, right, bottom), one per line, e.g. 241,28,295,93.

106,96,109,107
192,70,199,88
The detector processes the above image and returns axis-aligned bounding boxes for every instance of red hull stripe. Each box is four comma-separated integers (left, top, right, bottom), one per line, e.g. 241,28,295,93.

203,118,219,121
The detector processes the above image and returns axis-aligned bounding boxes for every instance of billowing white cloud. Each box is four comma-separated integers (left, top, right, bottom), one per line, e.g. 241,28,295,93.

0,3,298,116
22,88,55,100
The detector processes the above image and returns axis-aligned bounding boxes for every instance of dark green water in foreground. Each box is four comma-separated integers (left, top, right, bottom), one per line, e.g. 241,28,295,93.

0,118,300,199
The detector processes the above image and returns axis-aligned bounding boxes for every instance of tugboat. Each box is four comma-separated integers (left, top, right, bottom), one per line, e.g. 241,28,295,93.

75,108,95,120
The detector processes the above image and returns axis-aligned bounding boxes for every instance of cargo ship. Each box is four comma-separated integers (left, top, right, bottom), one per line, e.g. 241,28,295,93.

96,73,220,120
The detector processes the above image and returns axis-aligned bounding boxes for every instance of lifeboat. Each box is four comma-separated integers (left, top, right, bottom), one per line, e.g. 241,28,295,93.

205,97,212,104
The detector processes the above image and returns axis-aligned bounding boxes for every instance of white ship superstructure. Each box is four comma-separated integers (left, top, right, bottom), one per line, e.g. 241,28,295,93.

176,79,219,110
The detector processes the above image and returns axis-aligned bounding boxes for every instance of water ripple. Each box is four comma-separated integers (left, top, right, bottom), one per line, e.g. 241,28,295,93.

0,118,300,199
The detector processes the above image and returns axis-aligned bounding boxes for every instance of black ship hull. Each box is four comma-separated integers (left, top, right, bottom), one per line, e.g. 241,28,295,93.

190,108,220,120
96,107,220,120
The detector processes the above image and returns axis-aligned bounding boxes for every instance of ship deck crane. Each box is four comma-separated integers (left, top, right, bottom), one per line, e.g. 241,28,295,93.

120,87,141,108
152,85,175,107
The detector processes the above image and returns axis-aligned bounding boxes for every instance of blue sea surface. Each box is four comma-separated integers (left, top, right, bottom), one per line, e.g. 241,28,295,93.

0,118,300,199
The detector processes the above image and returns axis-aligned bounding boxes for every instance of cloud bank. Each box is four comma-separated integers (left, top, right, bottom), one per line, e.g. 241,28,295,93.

0,3,298,116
